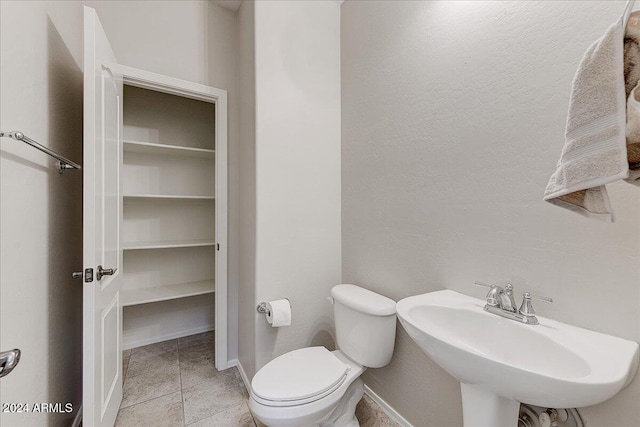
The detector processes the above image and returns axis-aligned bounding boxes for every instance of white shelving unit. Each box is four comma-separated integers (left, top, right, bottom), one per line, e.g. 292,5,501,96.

123,239,216,251
124,140,215,159
124,194,215,201
122,279,215,306
121,82,223,352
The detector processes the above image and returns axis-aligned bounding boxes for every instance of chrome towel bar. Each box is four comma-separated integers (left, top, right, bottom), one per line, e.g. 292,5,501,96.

0,130,81,174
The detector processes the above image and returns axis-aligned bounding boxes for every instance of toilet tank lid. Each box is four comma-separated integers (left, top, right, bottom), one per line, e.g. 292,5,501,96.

331,284,396,316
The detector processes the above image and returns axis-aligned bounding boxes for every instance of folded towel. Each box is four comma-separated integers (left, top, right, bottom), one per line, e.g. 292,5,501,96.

624,11,640,97
544,13,629,222
625,83,640,183
624,12,640,184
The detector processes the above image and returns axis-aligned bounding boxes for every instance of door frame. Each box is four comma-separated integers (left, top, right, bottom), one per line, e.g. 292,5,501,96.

110,64,229,370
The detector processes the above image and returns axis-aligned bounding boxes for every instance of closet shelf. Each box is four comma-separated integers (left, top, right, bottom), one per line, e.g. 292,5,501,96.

123,239,216,251
124,140,215,158
122,279,215,306
124,194,215,201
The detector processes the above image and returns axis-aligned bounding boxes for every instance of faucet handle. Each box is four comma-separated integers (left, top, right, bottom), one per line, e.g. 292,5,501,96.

526,292,553,304
474,281,500,307
474,281,495,289
519,292,553,320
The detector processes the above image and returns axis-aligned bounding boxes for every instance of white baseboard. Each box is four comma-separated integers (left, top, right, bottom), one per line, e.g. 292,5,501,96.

123,325,214,350
228,358,252,393
71,404,82,427
363,384,414,427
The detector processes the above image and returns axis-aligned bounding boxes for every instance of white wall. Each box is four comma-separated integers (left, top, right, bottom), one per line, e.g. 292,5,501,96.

0,1,84,425
86,0,240,358
243,0,342,375
341,1,640,426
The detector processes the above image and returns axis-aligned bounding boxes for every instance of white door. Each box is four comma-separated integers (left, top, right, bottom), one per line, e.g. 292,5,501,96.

83,6,123,427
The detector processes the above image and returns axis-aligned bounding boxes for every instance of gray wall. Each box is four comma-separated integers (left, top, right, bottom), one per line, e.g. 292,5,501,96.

252,0,342,373
238,0,257,378
341,1,640,426
236,0,342,380
0,2,84,425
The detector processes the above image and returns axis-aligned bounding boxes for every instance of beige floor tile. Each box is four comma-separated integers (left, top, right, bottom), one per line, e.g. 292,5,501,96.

131,339,178,359
180,362,238,393
179,331,214,348
187,402,255,427
122,364,181,408
179,341,215,365
232,366,244,383
127,348,179,378
253,417,268,427
355,394,400,427
182,380,246,425
123,351,131,379
115,391,183,427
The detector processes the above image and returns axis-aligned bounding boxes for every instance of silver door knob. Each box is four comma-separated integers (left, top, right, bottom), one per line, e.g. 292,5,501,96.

97,265,117,281
0,349,21,378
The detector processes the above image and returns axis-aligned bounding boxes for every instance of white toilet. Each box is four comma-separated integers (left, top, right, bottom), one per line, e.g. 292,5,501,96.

249,284,397,427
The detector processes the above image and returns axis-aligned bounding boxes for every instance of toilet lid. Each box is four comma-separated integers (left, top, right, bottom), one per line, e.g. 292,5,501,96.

251,347,349,403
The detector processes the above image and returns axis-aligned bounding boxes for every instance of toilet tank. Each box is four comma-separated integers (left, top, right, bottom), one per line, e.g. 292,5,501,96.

331,284,396,368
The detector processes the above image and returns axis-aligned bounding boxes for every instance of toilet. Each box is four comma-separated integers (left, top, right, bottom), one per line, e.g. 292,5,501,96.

249,284,397,427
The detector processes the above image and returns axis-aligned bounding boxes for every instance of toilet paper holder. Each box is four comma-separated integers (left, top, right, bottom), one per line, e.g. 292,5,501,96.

256,299,291,314
256,302,269,314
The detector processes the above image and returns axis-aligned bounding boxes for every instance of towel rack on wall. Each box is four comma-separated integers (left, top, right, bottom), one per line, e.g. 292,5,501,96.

0,130,81,174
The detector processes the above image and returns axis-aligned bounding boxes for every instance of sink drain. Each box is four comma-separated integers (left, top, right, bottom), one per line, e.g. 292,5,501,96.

518,404,583,427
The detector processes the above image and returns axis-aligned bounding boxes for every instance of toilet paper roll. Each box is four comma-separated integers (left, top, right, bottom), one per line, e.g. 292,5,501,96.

266,299,291,327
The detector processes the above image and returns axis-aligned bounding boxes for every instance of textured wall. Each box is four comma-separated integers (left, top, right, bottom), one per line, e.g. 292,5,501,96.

0,1,84,425
341,1,640,426
238,0,257,377
253,0,342,373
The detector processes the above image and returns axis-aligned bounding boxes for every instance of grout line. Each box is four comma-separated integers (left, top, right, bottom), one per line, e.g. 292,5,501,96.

122,349,179,381
119,332,215,424
123,354,130,380
119,390,182,411
178,342,187,426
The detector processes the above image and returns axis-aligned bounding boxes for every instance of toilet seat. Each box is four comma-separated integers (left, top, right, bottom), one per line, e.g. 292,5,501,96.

251,346,350,407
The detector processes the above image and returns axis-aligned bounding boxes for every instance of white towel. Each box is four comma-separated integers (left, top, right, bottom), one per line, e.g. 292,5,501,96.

625,82,640,184
544,6,633,222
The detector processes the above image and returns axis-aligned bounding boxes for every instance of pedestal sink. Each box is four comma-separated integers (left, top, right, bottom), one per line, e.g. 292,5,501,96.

396,290,639,427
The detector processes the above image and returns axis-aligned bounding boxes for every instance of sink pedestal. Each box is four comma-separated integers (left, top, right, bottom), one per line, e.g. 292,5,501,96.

461,384,520,427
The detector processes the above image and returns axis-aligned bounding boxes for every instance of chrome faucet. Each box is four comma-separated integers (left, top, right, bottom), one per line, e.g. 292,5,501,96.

474,281,552,325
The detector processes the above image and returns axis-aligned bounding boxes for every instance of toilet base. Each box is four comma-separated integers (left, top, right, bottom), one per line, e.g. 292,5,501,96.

321,378,364,427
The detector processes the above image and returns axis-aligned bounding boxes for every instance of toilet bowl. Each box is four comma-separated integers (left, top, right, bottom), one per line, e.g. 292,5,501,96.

249,284,397,427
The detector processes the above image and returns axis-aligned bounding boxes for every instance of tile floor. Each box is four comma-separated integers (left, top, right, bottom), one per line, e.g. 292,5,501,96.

117,332,399,427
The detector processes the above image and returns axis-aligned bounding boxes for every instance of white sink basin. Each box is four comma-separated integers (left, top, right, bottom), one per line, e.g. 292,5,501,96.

396,290,639,427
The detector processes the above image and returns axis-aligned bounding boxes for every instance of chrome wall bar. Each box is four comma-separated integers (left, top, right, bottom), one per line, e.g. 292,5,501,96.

0,130,81,174
0,349,21,378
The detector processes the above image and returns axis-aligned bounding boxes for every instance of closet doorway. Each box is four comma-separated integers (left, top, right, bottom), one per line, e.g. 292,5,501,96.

82,7,228,426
